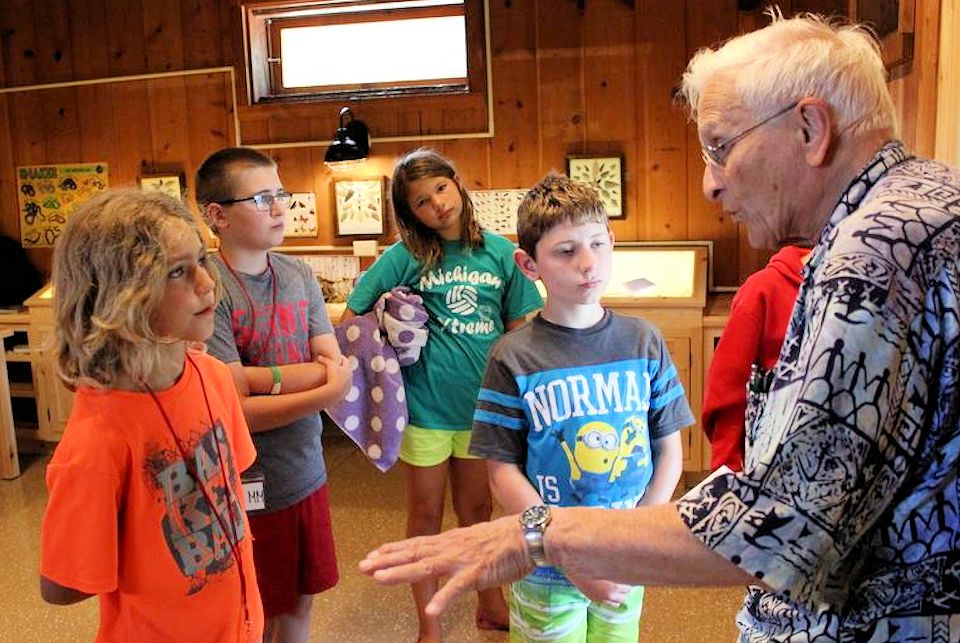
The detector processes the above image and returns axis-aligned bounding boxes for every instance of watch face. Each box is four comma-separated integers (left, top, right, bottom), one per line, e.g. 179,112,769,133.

521,505,550,528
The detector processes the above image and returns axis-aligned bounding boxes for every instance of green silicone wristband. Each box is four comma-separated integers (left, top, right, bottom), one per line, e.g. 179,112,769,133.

270,365,282,395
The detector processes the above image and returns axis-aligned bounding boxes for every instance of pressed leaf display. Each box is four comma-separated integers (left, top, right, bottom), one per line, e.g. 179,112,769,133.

471,188,527,234
567,156,624,218
335,178,384,235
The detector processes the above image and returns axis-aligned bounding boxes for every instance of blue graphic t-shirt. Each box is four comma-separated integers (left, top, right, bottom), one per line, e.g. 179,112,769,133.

347,232,543,429
471,311,693,509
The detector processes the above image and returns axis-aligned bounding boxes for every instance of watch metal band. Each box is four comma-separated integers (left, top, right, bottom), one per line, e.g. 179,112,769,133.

519,504,552,567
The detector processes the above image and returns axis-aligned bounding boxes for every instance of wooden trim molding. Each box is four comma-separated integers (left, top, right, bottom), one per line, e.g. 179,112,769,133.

935,0,959,165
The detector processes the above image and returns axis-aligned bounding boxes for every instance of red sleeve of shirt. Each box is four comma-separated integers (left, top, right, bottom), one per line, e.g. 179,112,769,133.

701,290,766,471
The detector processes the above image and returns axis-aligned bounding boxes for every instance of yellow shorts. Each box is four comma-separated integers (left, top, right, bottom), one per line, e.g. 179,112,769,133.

400,424,479,467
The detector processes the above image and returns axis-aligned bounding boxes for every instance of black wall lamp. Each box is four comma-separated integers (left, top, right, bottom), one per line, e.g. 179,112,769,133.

324,106,370,170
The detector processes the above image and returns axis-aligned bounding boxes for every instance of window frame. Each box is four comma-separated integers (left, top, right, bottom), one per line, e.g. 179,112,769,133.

244,0,486,105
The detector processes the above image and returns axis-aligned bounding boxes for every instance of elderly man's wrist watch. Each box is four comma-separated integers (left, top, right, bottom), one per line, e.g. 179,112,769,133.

519,505,552,567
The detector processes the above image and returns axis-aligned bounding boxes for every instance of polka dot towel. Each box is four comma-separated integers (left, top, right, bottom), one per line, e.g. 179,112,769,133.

327,287,429,471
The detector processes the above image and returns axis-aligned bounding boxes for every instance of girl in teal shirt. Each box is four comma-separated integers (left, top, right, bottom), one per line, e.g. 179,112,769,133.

344,149,542,642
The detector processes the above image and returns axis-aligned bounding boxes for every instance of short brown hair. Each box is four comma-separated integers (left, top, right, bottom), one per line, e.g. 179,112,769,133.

195,147,277,234
517,172,608,258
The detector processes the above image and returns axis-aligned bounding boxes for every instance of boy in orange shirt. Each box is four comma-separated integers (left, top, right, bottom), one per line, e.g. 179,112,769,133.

39,189,264,642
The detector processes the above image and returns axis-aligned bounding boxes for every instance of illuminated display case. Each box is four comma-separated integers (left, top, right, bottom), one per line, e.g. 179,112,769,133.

604,246,706,303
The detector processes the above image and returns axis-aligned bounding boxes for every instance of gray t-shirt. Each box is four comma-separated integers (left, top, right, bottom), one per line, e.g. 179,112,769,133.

207,252,333,512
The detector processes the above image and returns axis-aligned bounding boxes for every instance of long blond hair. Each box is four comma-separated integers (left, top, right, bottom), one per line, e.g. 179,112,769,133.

53,189,217,388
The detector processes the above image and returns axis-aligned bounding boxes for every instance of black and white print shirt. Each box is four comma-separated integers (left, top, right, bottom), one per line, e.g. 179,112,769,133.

678,141,960,642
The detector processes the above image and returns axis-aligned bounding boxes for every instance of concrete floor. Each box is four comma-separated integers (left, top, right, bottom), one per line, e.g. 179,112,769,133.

0,436,744,642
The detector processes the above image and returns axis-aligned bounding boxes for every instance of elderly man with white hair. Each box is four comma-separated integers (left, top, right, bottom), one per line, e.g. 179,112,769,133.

361,11,960,642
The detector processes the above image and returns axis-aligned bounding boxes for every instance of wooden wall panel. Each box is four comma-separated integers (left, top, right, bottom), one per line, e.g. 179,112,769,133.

489,0,540,189
910,0,941,157
0,0,943,286
1,0,39,86
536,0,585,175
143,0,185,73
184,73,236,180
441,137,491,192
33,0,73,83
180,1,229,69
67,0,110,78
583,0,638,242
935,0,959,166
685,1,740,286
104,0,147,75
75,85,112,161
40,88,81,162
637,1,689,242
0,95,16,240
109,82,152,185
147,78,192,163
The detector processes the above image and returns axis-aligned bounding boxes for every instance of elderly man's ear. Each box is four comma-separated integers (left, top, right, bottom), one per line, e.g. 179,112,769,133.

797,98,834,167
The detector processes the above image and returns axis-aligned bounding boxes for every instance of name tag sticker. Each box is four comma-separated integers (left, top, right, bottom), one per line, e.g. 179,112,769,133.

241,473,266,512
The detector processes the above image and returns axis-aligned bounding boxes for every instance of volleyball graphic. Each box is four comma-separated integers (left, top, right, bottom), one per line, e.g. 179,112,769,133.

446,285,479,315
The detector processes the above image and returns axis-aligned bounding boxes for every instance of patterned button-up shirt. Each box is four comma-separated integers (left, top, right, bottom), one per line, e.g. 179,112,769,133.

678,142,960,642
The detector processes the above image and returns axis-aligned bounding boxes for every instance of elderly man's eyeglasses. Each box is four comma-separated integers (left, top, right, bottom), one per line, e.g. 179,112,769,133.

218,191,293,211
700,102,798,168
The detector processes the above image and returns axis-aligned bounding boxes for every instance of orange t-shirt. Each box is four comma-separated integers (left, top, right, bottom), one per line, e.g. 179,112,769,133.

40,351,264,643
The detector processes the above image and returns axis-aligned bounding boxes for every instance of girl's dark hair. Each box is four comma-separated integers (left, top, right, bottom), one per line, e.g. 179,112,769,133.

391,148,483,269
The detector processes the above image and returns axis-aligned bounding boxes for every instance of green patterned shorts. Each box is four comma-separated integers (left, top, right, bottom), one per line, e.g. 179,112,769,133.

508,576,644,642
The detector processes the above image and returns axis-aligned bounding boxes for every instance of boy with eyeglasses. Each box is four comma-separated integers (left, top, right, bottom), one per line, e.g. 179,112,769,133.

196,147,352,643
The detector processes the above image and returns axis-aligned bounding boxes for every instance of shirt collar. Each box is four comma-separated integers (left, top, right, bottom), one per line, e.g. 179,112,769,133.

809,140,912,269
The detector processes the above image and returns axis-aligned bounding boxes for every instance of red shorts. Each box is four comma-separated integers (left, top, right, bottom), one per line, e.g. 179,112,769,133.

248,484,339,618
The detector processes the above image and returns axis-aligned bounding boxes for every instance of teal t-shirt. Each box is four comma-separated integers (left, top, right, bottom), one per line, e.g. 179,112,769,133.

347,232,543,429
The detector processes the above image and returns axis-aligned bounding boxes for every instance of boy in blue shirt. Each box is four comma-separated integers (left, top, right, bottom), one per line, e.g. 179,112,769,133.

470,173,693,642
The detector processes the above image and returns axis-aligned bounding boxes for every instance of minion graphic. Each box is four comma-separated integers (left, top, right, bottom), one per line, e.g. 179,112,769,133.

561,421,619,481
560,417,650,505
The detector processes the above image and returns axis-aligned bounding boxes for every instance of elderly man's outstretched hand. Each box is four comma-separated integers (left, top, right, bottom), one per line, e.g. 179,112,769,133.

359,515,532,616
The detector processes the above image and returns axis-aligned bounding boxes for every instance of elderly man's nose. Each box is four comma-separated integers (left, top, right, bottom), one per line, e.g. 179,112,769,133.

703,165,724,202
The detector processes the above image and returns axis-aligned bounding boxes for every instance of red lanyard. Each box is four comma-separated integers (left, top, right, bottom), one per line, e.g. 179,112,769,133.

144,353,252,641
219,253,278,363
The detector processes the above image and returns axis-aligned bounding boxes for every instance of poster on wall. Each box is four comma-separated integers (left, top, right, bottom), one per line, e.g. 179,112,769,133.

17,162,109,248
